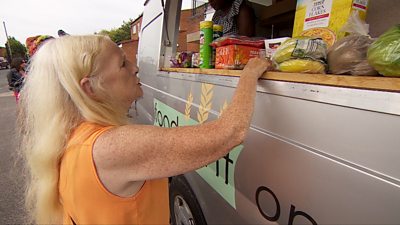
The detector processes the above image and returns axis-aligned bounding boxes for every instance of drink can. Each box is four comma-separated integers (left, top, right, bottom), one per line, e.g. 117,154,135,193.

211,24,223,67
199,21,213,69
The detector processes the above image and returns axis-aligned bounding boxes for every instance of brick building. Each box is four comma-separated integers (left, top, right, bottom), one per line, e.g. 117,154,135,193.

120,3,209,65
0,47,6,58
177,3,208,52
120,15,142,66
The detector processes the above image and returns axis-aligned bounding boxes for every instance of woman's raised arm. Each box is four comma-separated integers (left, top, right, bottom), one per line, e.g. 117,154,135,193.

93,58,270,182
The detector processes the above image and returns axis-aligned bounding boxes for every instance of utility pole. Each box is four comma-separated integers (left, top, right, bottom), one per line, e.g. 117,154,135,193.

3,21,13,62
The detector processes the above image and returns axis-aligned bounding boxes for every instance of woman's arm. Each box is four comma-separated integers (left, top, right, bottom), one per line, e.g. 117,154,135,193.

237,2,255,37
93,58,270,183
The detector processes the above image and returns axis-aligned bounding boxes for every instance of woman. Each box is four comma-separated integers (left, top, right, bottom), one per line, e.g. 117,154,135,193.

7,58,27,102
210,0,255,36
18,35,270,224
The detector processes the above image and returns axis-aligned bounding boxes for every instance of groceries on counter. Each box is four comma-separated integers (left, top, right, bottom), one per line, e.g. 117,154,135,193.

279,59,326,74
300,27,336,47
215,44,263,69
200,21,214,68
264,37,290,60
210,35,266,48
170,52,193,68
292,0,369,44
272,37,327,73
367,25,400,77
211,24,224,67
192,53,200,68
327,12,377,76
328,35,378,75
211,35,265,69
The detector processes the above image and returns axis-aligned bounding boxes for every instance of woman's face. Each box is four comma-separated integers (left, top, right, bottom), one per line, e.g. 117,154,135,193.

96,40,142,109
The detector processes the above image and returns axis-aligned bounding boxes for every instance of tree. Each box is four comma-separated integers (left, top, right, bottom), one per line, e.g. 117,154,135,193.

5,37,27,59
96,19,133,43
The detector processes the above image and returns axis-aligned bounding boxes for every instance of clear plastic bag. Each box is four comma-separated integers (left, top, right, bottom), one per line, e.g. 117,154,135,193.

327,11,377,75
272,36,328,74
273,37,327,64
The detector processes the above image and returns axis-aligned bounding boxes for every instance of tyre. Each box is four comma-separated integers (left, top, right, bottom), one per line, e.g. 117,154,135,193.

169,175,207,225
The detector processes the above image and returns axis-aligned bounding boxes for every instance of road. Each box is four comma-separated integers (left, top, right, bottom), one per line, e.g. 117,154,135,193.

0,69,26,224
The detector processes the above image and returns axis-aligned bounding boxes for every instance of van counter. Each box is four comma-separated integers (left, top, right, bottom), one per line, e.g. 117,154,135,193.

162,68,400,93
159,68,400,117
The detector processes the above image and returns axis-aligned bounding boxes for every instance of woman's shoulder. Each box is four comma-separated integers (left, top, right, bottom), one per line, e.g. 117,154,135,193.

67,121,115,147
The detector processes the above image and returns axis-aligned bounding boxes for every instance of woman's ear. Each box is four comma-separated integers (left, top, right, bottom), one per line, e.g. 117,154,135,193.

80,77,97,99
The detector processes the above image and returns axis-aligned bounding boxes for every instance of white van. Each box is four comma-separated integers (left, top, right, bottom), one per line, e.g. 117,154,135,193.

135,0,400,224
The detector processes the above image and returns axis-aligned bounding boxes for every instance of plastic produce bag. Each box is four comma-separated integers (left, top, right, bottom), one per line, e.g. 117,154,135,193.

170,52,193,68
327,11,377,75
273,37,327,64
367,25,400,77
278,59,326,74
272,36,327,74
328,35,377,75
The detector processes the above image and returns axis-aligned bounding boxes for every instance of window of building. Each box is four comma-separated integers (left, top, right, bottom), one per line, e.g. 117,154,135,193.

132,25,137,34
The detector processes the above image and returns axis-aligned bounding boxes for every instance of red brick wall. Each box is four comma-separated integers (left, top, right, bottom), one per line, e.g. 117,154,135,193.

131,17,142,41
0,47,6,57
125,4,207,62
121,40,139,66
177,5,207,52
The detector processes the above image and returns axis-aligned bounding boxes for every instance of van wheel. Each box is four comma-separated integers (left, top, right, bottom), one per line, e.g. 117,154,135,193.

169,175,207,225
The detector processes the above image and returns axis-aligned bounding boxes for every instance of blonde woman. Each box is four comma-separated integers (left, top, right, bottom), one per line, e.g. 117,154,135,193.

18,35,270,224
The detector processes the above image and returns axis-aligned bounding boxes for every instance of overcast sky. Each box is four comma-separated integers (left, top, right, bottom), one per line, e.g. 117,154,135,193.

0,0,147,46
0,0,197,47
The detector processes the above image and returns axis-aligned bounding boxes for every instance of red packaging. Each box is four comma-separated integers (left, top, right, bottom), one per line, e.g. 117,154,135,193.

215,44,262,69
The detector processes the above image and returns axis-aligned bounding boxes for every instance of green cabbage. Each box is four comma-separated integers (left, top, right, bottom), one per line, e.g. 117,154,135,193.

367,25,400,77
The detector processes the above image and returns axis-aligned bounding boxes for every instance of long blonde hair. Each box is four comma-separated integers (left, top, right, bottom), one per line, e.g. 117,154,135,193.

18,35,129,223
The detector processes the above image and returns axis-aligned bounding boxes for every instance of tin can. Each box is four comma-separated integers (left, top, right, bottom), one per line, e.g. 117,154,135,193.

213,24,223,39
211,24,223,67
199,21,213,69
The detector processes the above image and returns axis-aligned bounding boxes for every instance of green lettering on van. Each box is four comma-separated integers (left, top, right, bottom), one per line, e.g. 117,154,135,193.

154,99,241,209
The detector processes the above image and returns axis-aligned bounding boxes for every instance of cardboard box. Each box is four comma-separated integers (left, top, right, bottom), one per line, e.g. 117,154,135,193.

292,0,369,40
215,45,262,70
264,37,290,60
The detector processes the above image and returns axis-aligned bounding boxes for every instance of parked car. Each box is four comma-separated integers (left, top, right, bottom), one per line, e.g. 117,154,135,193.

0,57,10,69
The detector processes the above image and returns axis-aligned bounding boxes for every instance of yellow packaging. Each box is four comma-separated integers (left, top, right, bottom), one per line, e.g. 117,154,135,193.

292,0,369,40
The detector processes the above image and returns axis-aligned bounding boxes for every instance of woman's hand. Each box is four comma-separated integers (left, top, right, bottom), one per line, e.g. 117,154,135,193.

242,58,272,79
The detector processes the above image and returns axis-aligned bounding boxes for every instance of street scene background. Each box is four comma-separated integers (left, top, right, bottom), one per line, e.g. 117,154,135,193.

0,69,26,224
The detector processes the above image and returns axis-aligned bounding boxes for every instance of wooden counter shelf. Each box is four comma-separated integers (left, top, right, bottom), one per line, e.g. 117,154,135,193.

161,68,400,93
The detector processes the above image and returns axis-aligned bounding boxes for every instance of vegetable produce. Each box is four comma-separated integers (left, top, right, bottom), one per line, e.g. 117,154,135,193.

272,37,328,74
328,35,377,75
367,25,400,77
273,37,327,64
278,59,326,74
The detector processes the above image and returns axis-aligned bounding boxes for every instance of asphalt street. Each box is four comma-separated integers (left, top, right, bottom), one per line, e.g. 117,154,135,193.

0,69,26,224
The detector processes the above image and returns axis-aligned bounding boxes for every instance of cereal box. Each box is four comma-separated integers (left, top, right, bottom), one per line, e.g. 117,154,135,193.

292,0,369,40
215,45,262,70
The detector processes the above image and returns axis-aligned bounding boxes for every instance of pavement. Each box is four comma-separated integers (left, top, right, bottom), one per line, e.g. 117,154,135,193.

0,69,26,224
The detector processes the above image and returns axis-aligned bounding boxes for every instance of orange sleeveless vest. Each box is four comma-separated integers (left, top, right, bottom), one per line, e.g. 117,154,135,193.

59,122,169,224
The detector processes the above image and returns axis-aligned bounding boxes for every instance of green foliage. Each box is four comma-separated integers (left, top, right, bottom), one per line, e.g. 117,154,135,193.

6,37,27,59
96,19,133,43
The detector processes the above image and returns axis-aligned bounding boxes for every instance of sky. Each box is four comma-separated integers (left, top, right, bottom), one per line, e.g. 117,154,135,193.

0,0,147,46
